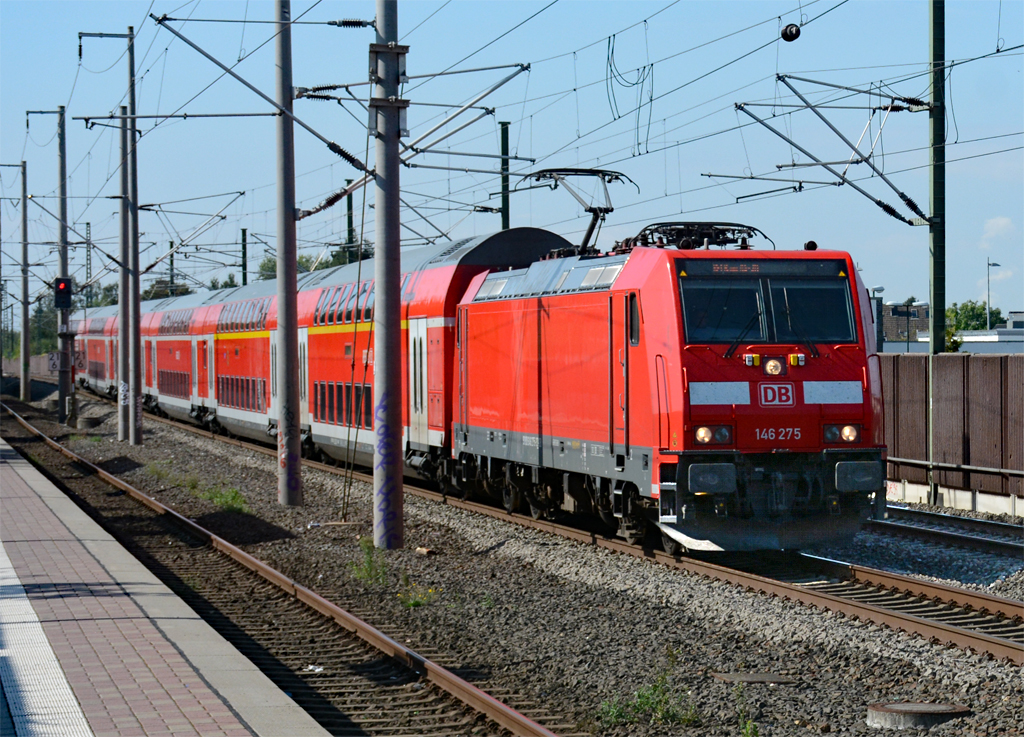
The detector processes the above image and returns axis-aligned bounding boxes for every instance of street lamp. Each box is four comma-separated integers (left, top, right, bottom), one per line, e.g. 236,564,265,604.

987,258,1001,330
870,286,885,351
886,300,926,352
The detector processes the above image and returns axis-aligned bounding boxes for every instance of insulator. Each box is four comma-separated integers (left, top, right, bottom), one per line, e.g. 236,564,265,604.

309,84,343,94
902,96,927,107
781,24,801,42
327,142,367,172
329,19,372,28
900,193,926,219
877,200,902,220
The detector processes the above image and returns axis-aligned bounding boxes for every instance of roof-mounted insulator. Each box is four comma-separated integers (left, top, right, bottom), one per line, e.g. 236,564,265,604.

329,19,374,28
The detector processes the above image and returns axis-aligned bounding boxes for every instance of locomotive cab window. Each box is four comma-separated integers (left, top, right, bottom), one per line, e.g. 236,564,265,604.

679,259,856,345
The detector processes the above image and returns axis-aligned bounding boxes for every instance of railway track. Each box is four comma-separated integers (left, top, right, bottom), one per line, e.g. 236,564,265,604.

1,402,574,737
11,384,1024,666
866,505,1024,558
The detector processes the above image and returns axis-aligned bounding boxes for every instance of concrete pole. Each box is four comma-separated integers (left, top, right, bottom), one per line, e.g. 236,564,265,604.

275,0,302,506
927,0,945,505
128,26,143,445
500,121,510,231
169,244,175,293
372,0,404,549
118,106,130,440
20,161,30,401
57,106,73,424
241,228,247,286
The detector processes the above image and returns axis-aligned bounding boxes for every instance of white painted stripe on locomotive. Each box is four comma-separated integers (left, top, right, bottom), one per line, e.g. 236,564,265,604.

803,381,863,404
689,381,750,405
425,317,456,329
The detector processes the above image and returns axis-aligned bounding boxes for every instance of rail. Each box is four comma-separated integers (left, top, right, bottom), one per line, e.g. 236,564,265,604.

1,402,560,737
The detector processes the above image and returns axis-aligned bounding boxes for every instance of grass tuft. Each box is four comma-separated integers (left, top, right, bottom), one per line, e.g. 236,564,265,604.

348,536,387,585
198,484,249,513
598,652,701,728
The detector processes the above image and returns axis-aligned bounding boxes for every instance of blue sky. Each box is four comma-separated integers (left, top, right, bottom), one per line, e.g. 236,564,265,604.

1,1,1021,318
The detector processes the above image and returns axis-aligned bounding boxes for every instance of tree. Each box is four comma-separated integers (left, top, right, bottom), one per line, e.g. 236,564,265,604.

209,273,239,291
93,282,119,306
256,253,336,281
141,278,194,301
946,300,1003,332
903,296,919,305
30,299,58,355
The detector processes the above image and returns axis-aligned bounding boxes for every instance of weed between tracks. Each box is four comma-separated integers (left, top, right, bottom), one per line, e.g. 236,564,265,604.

349,536,388,585
198,484,248,514
597,647,701,728
734,683,760,737
347,538,442,609
143,462,248,513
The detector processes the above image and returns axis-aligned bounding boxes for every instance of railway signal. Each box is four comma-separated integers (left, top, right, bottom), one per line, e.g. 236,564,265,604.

54,277,73,309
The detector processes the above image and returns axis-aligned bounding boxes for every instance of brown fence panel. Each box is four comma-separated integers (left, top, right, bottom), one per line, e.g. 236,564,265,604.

966,355,1004,494
879,354,898,478
895,354,928,483
1005,355,1023,498
933,354,966,489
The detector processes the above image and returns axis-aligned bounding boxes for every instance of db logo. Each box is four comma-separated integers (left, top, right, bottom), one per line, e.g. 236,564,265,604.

759,383,794,407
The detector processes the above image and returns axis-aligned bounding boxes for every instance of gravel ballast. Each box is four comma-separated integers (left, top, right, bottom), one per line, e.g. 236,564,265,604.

5,391,1023,737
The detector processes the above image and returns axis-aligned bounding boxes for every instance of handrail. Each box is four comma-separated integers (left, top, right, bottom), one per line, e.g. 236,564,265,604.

888,456,1024,477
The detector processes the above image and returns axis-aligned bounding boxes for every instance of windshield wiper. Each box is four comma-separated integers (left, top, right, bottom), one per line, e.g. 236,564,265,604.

724,310,762,358
782,307,820,358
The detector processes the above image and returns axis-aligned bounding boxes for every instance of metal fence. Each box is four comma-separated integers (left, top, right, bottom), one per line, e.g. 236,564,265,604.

880,354,1023,497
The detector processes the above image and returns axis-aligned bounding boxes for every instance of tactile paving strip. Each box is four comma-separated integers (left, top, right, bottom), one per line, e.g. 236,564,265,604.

0,541,94,737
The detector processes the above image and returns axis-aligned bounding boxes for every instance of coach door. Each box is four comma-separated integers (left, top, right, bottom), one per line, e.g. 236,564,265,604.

191,336,199,402
408,318,429,448
299,327,309,426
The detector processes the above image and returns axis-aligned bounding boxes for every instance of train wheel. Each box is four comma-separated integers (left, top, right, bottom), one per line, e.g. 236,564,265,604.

661,532,683,556
502,483,521,514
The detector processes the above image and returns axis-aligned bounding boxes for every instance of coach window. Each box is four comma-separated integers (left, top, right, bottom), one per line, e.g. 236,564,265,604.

334,285,351,324
363,283,375,322
326,287,343,325
245,301,256,331
629,293,640,346
341,284,355,323
327,381,335,424
314,289,330,326
362,384,373,428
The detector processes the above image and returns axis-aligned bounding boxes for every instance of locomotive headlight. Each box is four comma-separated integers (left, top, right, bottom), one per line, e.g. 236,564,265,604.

824,424,860,443
695,425,732,445
764,358,784,376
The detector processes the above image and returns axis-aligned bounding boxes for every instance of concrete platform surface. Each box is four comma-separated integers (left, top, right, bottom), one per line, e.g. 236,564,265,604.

0,436,330,737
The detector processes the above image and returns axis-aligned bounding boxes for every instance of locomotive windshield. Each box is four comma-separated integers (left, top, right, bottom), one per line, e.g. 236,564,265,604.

679,259,857,344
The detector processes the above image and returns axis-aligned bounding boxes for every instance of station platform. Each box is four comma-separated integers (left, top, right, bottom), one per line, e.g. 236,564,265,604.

0,437,330,737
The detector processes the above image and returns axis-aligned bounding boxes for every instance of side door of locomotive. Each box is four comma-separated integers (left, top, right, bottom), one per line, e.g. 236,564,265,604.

408,317,429,449
609,293,630,461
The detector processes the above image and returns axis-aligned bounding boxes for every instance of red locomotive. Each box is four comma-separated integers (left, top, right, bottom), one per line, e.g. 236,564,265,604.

74,221,885,552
